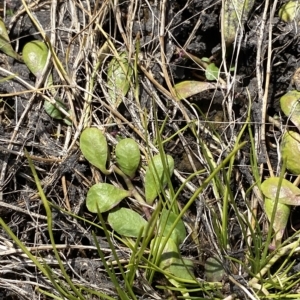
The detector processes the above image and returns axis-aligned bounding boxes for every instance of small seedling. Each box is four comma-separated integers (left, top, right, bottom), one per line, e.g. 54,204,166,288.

79,128,176,233
80,128,191,294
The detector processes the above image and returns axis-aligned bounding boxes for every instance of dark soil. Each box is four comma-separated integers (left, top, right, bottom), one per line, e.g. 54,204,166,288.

0,0,299,299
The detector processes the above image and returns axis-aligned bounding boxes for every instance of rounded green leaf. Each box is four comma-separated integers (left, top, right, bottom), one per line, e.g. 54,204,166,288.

280,90,300,129
205,63,219,81
115,138,140,178
281,131,300,175
145,154,174,205
86,183,130,213
23,41,48,77
159,209,186,246
107,207,148,237
174,81,216,100
80,128,108,173
279,1,300,22
264,197,290,244
261,177,300,206
205,257,225,282
107,51,133,108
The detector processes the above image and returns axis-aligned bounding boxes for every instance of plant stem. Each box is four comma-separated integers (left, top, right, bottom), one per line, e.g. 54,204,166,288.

112,165,151,220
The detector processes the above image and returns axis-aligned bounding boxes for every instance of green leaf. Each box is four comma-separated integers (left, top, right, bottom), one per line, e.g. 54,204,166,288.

145,154,174,205
174,80,216,100
108,207,148,237
151,237,194,281
86,183,130,213
261,177,300,246
115,138,140,178
205,63,219,81
201,57,210,63
158,209,186,246
107,51,133,108
151,236,179,266
280,90,300,129
264,197,290,245
279,1,300,22
43,100,72,125
223,0,255,45
0,18,23,62
80,128,108,173
168,257,194,281
43,98,64,118
205,257,225,282
261,177,300,206
22,41,49,77
281,131,300,175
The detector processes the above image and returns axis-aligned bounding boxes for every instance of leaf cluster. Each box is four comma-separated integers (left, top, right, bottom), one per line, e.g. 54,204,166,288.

80,128,195,291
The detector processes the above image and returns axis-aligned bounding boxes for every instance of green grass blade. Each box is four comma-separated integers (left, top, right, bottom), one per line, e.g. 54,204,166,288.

95,208,135,300
0,219,75,299
24,149,85,299
125,226,144,285
158,141,247,267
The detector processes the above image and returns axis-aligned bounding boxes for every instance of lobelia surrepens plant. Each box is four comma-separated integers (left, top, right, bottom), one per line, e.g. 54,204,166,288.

80,128,195,291
260,2,300,250
0,20,71,124
261,90,300,249
22,40,71,124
